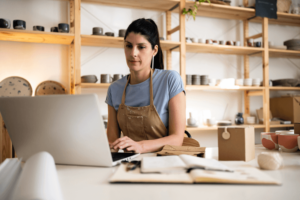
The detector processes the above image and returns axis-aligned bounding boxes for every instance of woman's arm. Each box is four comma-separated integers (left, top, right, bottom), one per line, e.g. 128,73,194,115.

107,105,120,144
111,91,186,153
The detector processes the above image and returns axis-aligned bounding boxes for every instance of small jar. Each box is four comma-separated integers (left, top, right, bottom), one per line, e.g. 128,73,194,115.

235,113,244,125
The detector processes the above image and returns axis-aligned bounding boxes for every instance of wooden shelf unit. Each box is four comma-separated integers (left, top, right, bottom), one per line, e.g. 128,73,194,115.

81,35,181,50
269,49,300,59
187,124,266,131
0,28,74,45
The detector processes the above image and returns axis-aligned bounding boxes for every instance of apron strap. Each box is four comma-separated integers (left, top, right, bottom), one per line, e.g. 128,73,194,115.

120,69,154,106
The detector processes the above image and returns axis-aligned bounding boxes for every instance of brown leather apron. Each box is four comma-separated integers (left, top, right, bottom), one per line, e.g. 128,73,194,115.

117,69,199,147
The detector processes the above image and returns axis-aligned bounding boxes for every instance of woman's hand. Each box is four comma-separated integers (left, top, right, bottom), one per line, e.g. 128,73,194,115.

110,136,144,153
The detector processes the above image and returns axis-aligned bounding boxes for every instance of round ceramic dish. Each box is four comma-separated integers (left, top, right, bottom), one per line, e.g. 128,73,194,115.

0,76,32,97
35,80,67,96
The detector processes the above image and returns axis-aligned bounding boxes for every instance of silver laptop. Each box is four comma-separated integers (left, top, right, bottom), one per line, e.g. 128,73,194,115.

0,94,138,167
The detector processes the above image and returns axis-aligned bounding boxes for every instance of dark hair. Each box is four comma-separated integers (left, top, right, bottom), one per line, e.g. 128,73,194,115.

124,18,164,70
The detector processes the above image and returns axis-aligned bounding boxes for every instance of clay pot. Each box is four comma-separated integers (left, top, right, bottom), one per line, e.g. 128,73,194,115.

261,132,278,150
278,134,299,152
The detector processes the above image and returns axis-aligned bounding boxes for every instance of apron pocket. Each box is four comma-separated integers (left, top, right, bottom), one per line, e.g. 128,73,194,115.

126,116,147,141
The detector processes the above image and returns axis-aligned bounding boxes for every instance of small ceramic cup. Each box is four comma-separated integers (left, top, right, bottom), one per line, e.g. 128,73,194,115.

58,23,69,33
247,116,256,124
261,132,279,150
118,29,126,37
198,38,205,44
13,20,26,30
0,18,11,28
100,74,113,83
50,27,58,32
278,134,299,152
207,118,216,127
219,40,226,45
234,41,241,46
247,39,253,47
212,40,218,45
105,32,114,37
33,25,44,32
244,78,253,86
93,27,103,35
226,40,234,46
191,37,198,43
113,74,123,82
255,41,262,47
235,79,244,86
206,39,213,44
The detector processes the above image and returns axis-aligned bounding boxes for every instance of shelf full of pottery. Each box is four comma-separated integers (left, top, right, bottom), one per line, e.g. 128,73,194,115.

0,18,74,45
81,74,123,88
186,75,263,90
186,111,262,130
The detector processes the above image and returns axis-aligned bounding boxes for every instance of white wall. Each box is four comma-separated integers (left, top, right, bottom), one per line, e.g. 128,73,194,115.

1,0,300,147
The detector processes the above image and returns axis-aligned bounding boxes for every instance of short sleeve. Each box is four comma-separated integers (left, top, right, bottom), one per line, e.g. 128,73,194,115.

105,85,113,107
167,70,185,100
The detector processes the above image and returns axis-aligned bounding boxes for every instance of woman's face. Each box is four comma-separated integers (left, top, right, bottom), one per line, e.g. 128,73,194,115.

124,32,157,72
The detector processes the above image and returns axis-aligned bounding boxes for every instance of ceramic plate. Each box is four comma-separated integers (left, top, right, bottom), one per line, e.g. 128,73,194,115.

0,76,32,97
35,80,67,96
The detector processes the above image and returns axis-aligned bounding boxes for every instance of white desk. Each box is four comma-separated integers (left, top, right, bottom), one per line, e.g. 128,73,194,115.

56,145,300,200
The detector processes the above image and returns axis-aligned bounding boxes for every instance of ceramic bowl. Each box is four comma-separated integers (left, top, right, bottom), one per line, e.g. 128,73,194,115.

13,20,26,30
235,79,244,86
244,78,253,86
93,27,103,35
58,23,69,33
207,119,216,127
105,32,114,37
247,116,255,124
278,134,299,152
198,38,205,44
50,27,58,32
261,132,278,150
33,25,44,32
0,18,11,28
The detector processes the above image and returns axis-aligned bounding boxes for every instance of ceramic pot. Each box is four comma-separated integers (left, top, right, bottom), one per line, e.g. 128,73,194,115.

93,27,103,35
113,74,123,82
278,134,299,152
50,27,58,32
187,112,197,126
0,18,11,28
261,132,278,150
100,74,113,83
58,23,69,33
118,29,126,37
33,26,44,31
235,112,244,125
105,32,114,37
13,20,26,30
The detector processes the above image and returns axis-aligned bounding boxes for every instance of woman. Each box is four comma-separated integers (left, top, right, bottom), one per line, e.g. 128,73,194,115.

105,18,186,154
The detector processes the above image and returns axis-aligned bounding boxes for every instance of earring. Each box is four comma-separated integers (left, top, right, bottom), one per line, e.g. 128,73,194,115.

151,55,154,69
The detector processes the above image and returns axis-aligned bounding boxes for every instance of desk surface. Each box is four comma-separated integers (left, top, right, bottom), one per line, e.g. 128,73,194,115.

56,145,300,200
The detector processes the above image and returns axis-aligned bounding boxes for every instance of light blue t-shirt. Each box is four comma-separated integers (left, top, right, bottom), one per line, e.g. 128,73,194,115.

105,69,185,129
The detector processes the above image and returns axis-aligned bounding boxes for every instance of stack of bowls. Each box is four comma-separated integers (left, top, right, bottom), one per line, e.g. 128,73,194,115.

192,75,200,85
186,75,192,85
235,79,244,86
200,75,208,85
244,78,252,86
217,120,232,126
81,75,98,83
252,78,261,86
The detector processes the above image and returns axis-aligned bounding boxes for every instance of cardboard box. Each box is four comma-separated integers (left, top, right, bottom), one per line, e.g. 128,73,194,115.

295,123,300,134
270,96,300,123
256,108,281,124
218,126,255,162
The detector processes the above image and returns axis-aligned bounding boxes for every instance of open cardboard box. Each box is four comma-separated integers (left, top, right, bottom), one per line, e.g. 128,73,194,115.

256,108,281,125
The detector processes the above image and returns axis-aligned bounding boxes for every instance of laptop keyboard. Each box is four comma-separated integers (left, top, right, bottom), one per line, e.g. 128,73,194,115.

111,152,137,162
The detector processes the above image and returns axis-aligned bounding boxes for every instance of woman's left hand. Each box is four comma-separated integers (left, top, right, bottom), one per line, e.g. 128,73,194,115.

110,136,144,153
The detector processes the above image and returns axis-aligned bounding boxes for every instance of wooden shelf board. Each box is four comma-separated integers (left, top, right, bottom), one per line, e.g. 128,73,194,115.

81,35,180,50
185,43,263,55
270,124,294,128
269,87,300,91
81,0,178,11
186,85,265,91
269,49,300,59
187,124,265,131
181,2,300,27
81,83,110,88
0,28,74,45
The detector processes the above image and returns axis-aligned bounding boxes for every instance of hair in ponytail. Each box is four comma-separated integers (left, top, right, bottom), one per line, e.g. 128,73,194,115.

124,18,164,69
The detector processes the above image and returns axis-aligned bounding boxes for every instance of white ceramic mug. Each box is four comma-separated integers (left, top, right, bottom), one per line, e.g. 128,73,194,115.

198,38,205,44
191,37,198,43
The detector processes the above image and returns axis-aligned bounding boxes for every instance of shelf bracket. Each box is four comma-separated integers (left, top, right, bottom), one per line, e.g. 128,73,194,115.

169,3,179,11
247,16,257,21
170,45,180,51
